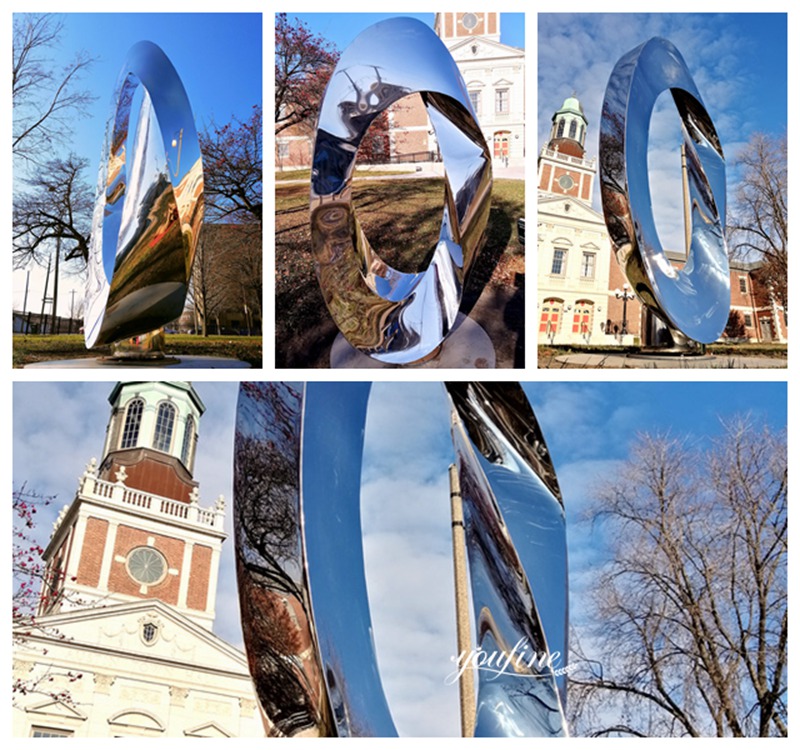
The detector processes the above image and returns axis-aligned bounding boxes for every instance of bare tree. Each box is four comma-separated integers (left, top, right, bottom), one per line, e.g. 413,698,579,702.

275,14,338,135
189,224,261,336
569,418,787,737
13,153,93,270
13,485,83,704
728,133,787,311
13,14,95,166
200,105,263,223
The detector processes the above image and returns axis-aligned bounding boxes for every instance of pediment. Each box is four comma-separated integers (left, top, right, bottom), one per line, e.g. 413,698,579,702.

108,709,165,732
185,721,233,738
28,600,249,675
25,698,87,721
538,194,604,225
448,37,525,61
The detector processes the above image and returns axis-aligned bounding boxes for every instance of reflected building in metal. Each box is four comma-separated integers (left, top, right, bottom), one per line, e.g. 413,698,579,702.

309,18,492,364
233,382,568,736
84,41,204,353
599,37,730,347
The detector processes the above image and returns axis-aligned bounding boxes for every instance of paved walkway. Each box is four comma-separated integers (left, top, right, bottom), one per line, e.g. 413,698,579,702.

548,352,787,369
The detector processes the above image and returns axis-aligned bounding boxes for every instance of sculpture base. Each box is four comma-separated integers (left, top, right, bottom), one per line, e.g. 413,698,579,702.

628,348,712,360
25,355,250,369
330,314,496,369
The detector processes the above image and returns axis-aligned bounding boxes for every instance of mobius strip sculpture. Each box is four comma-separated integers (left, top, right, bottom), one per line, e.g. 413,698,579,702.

310,18,493,364
233,382,567,737
85,41,204,348
599,37,730,344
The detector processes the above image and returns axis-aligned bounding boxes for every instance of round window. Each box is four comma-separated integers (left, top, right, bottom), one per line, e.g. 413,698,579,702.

558,174,575,191
462,13,478,30
127,547,167,585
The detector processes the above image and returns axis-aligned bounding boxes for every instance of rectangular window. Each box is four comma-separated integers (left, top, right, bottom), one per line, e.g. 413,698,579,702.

581,252,595,279
495,88,509,114
739,277,748,294
744,314,753,327
469,90,480,115
551,249,566,276
31,727,73,737
277,141,290,158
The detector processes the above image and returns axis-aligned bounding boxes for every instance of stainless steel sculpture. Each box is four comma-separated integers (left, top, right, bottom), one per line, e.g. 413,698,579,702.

310,18,493,364
599,37,730,344
233,382,567,737
445,383,568,736
84,41,204,348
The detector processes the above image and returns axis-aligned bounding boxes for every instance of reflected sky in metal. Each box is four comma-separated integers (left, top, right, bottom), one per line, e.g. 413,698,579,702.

446,383,568,737
234,382,396,737
85,41,203,348
310,18,492,364
599,37,730,344
234,382,567,737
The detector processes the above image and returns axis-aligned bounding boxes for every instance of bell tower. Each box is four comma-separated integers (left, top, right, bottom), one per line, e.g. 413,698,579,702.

434,13,501,45
538,95,596,205
38,382,226,631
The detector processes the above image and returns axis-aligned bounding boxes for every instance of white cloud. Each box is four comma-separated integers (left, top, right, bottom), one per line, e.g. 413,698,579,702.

538,13,768,252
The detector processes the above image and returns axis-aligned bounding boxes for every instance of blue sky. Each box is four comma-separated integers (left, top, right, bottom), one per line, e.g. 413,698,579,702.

538,12,787,251
288,13,525,52
12,12,262,317
12,380,786,736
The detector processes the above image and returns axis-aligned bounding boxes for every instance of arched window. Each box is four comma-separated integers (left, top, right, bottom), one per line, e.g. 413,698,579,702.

568,120,577,139
579,124,585,144
153,403,176,453
181,415,196,467
556,119,565,139
121,399,144,449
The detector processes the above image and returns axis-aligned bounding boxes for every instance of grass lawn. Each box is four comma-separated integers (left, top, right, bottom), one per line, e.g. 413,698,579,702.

275,176,525,368
276,167,417,182
13,334,262,369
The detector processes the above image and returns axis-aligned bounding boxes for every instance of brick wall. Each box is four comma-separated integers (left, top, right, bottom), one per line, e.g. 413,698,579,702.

108,525,184,604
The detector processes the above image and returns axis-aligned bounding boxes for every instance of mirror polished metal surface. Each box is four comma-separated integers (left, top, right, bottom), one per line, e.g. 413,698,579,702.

599,37,730,344
445,383,568,736
310,18,492,364
234,382,567,737
234,382,396,737
85,41,204,348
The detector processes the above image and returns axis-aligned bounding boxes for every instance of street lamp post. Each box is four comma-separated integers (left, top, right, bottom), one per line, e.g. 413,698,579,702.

614,283,636,336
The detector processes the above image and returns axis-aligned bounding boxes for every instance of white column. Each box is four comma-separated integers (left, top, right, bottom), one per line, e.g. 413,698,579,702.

98,520,119,592
205,543,223,615
178,541,194,608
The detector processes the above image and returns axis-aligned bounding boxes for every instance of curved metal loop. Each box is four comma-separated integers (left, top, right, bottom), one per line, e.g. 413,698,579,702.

233,382,567,737
310,18,492,364
599,37,730,344
85,41,204,348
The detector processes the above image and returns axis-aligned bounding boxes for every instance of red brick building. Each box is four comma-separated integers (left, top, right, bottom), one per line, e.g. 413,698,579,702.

539,94,787,346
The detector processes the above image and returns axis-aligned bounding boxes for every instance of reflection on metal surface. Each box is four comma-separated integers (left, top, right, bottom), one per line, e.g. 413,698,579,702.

599,37,730,344
234,382,567,737
445,383,568,736
310,18,492,364
84,41,203,348
234,382,395,737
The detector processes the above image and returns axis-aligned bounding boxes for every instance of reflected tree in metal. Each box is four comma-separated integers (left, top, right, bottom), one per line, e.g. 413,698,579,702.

234,382,567,737
599,37,730,344
445,383,568,736
84,41,204,348
310,18,493,364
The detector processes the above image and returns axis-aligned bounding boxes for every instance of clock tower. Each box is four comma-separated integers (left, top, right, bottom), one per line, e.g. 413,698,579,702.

38,382,226,631
538,95,595,205
434,13,500,44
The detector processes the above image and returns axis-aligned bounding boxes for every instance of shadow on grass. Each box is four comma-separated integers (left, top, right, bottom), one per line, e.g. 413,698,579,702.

276,177,524,368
